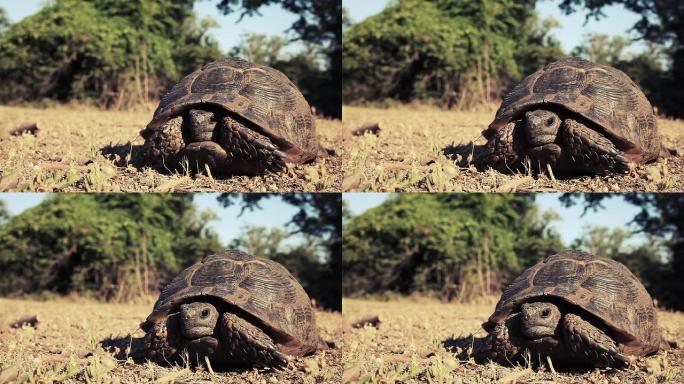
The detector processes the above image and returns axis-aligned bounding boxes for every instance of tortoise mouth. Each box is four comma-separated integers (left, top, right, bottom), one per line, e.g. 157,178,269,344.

523,325,557,339
528,335,557,343
183,335,220,355
182,325,216,339
527,135,557,148
526,143,562,162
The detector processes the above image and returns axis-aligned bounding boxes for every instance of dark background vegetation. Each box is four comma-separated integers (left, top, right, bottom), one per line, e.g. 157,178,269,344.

0,0,341,118
343,193,684,311
343,0,684,118
0,193,342,311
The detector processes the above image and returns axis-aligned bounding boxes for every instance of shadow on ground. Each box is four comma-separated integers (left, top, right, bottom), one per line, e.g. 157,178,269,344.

100,334,147,363
100,142,146,168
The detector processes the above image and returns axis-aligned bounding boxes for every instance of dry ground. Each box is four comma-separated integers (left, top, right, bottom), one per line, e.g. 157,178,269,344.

0,105,342,192
0,297,343,383
342,298,684,384
342,106,684,192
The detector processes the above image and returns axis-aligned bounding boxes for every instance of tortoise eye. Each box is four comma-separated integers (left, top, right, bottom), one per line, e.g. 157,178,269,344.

546,117,555,126
541,308,551,318
201,309,210,318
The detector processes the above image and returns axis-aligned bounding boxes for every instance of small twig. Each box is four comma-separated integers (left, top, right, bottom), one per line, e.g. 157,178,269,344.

351,315,381,329
352,122,381,136
10,122,39,136
10,315,40,328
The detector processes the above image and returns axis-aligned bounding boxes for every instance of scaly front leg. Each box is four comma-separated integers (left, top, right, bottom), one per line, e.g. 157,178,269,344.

484,122,523,171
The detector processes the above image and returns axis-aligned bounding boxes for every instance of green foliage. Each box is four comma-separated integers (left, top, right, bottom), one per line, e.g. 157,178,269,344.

0,200,8,224
0,0,221,108
515,13,565,76
228,33,290,65
0,194,222,301
571,33,631,65
218,193,342,310
217,0,341,118
342,0,563,108
343,194,564,301
0,7,9,32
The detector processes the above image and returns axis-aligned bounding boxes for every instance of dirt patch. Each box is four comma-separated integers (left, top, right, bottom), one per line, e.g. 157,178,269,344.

0,297,343,383
0,106,342,192
342,106,684,192
342,298,684,383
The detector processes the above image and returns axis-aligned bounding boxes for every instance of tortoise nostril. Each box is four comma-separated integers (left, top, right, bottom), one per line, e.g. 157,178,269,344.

201,309,210,318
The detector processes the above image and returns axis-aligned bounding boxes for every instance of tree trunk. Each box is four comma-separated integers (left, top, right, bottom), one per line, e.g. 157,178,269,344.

483,36,491,102
476,56,485,105
483,229,491,296
134,249,143,297
141,230,149,296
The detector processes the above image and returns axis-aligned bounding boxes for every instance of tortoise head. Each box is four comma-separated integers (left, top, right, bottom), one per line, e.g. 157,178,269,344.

524,109,561,147
180,301,219,339
520,301,561,339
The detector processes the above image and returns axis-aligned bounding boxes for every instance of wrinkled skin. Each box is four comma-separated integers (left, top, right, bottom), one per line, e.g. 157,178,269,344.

485,109,631,174
144,301,288,368
141,108,287,176
475,301,630,368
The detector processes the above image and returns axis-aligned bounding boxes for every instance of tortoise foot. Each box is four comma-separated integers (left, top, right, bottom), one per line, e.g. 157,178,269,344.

219,116,287,175
561,119,632,174
484,121,524,171
563,313,630,368
141,117,185,170
220,312,289,367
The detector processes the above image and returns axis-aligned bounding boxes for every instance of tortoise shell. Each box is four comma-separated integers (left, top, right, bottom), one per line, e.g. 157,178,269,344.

485,57,661,164
146,57,318,163
142,250,320,356
484,250,662,356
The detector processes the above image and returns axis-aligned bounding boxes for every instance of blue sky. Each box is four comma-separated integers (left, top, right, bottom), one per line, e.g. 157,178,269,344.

343,0,646,55
0,0,301,53
343,193,642,246
0,193,300,246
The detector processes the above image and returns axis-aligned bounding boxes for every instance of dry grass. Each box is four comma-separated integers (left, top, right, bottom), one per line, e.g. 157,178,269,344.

0,105,342,192
342,105,684,192
342,297,684,383
0,297,343,383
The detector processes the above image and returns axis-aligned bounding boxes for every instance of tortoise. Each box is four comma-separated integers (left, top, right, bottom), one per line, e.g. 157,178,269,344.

140,250,325,367
483,57,667,174
476,250,668,368
140,57,319,176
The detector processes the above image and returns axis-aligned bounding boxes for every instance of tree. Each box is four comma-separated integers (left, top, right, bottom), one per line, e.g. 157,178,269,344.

218,193,342,310
343,194,563,301
515,13,564,76
343,0,562,109
571,33,631,65
229,226,288,258
0,7,9,32
0,199,9,225
0,194,222,301
571,226,629,259
0,0,221,108
228,33,290,65
216,0,342,118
